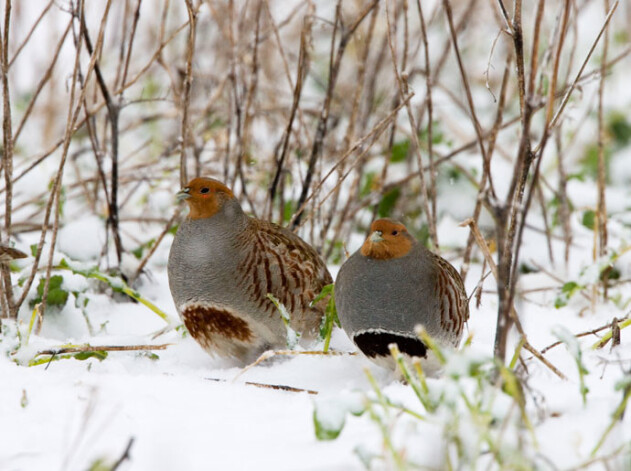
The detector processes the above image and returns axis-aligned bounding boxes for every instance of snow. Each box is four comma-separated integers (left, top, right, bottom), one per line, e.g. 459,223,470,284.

57,216,106,262
3,253,630,469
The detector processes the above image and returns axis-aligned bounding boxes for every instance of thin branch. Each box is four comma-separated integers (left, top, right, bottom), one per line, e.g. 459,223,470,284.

180,0,198,187
80,7,125,267
291,0,380,229
386,0,438,249
37,344,171,355
7,0,54,67
545,1,619,134
268,19,309,220
0,0,15,316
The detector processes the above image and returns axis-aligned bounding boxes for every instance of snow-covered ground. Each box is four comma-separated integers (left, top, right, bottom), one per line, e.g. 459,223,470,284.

2,215,631,470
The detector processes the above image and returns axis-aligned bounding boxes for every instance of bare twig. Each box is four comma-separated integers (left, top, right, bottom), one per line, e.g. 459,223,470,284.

7,0,54,67
540,314,630,354
37,344,171,355
110,437,135,471
80,6,124,267
386,0,437,249
205,377,319,395
180,0,198,187
0,0,15,317
596,0,611,300
267,15,311,220
291,0,379,229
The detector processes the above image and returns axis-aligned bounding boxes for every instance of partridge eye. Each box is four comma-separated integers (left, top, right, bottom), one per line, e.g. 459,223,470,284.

200,187,210,194
392,230,398,236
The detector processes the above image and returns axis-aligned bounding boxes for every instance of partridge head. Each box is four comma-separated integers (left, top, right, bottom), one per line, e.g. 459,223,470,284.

168,177,332,364
335,218,469,376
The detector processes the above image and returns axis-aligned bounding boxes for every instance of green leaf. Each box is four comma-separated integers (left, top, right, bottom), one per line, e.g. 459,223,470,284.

580,143,611,181
312,284,339,353
28,350,108,366
552,325,589,405
615,374,631,391
30,244,39,257
313,395,364,441
608,112,631,147
311,283,334,306
328,241,345,265
313,409,344,440
74,351,108,361
31,275,69,309
132,238,156,260
613,30,629,45
267,293,300,350
377,187,400,218
499,365,525,409
419,122,445,145
360,172,376,198
86,458,112,471
601,265,620,281
582,210,595,230
283,201,295,224
519,263,537,274
390,140,409,163
554,281,581,308
562,281,579,295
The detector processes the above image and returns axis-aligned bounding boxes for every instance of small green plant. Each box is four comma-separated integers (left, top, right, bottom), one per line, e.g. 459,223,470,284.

267,293,300,350
592,317,631,349
313,391,364,440
360,172,376,198
377,187,401,218
554,250,629,308
30,275,69,309
582,209,596,230
390,139,409,163
554,281,583,308
29,349,108,367
131,238,157,259
313,333,537,469
591,373,631,456
552,326,589,405
57,258,170,324
310,283,339,353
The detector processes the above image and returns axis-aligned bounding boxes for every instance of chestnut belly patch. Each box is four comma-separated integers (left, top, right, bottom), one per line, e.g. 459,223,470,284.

182,304,254,343
353,331,427,358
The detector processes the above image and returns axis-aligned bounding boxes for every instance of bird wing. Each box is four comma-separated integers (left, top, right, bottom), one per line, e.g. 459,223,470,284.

430,253,469,342
236,218,332,321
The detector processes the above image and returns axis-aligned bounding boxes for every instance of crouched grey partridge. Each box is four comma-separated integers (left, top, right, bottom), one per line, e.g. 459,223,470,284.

168,177,332,364
335,218,469,376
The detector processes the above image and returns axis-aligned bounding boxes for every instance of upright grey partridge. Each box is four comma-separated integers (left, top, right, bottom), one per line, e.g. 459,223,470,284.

335,218,469,375
168,177,332,364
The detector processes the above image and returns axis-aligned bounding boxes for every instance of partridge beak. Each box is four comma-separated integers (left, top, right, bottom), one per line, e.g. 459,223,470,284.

176,187,191,202
369,230,384,243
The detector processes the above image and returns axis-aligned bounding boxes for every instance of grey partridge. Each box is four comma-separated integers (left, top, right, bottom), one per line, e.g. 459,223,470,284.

335,218,469,376
168,177,332,364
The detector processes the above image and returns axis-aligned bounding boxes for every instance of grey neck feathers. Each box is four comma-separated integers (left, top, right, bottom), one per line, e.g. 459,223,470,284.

184,197,249,235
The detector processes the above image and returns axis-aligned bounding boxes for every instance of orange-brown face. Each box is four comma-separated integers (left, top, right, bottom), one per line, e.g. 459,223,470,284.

360,218,415,260
178,177,235,220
